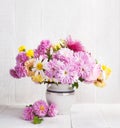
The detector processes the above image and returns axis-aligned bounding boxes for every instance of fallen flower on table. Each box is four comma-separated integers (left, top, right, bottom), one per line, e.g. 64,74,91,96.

23,100,58,124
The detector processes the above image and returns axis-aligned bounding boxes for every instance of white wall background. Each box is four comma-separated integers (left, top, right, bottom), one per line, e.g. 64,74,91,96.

0,0,120,105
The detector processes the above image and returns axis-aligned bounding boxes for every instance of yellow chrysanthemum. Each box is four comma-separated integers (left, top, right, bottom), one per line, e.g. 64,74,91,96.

94,65,111,88
18,45,26,52
31,74,44,83
26,50,34,58
102,65,111,79
94,73,106,88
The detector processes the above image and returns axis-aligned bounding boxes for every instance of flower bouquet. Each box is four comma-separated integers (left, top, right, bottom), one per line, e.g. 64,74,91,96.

10,36,111,87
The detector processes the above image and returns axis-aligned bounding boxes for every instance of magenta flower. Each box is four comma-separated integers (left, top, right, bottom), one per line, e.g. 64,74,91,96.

23,106,34,121
47,103,58,117
33,100,48,117
66,36,85,52
16,52,28,65
9,69,19,78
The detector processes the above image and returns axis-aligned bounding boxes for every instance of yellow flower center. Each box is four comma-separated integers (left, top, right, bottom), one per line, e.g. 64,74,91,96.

64,71,67,75
37,63,43,70
40,105,45,111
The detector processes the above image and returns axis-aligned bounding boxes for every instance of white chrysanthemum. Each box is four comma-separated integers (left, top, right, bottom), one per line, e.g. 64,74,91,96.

33,56,48,75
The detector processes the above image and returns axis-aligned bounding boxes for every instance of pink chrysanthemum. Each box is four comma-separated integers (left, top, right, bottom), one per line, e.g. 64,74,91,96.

47,103,58,117
15,65,27,78
16,52,28,65
33,100,48,117
66,36,85,52
74,51,101,81
55,63,78,84
85,64,101,82
34,40,51,58
10,65,27,78
23,106,34,121
53,48,74,63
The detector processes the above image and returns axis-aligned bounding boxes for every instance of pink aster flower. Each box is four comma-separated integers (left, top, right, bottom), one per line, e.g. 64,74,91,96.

23,106,34,121
47,103,58,117
66,36,85,52
16,52,28,65
33,100,48,117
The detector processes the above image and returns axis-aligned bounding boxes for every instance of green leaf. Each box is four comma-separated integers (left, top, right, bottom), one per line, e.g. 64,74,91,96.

72,82,79,89
79,78,84,82
33,116,43,124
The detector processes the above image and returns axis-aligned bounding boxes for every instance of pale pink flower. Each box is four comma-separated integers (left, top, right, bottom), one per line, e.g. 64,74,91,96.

23,106,34,121
33,100,48,117
85,64,101,82
47,103,58,117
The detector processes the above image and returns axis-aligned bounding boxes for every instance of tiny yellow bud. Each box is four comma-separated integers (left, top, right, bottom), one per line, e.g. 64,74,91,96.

18,45,26,52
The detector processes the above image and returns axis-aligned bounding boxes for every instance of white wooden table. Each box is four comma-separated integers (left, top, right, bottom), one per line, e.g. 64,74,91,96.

0,104,120,128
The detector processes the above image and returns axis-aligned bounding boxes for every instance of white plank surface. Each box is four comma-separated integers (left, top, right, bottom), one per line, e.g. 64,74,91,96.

71,104,120,128
0,104,120,128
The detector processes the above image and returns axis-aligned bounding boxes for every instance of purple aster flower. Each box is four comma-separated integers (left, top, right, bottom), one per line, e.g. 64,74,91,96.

9,69,19,78
47,103,58,117
16,52,28,65
23,106,34,121
15,65,27,78
33,100,48,117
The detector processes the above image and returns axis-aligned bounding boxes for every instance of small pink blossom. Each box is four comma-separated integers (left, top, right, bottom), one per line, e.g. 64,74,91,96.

23,106,34,121
47,103,58,117
33,100,48,117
